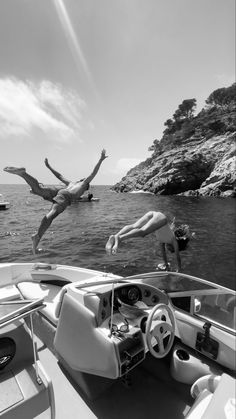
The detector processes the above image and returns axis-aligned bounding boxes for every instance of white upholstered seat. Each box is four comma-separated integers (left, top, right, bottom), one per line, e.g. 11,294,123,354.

186,374,221,418
17,282,68,325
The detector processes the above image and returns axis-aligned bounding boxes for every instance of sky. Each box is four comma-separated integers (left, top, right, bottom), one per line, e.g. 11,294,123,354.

0,0,235,185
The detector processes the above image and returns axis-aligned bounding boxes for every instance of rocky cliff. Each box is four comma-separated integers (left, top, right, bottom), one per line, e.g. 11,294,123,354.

113,84,236,197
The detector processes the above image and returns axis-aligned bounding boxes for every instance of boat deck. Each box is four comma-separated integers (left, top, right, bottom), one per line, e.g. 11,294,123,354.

37,338,192,419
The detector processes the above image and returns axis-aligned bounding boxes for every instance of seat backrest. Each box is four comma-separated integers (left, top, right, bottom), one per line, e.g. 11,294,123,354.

187,389,213,419
190,374,220,399
187,374,235,419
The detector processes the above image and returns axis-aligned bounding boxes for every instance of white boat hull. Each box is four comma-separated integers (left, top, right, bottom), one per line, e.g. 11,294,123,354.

0,202,10,210
0,263,235,418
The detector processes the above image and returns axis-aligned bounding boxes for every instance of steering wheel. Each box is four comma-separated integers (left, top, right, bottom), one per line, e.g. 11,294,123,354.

146,303,175,358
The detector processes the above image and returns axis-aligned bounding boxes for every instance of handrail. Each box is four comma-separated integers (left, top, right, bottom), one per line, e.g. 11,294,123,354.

0,303,45,329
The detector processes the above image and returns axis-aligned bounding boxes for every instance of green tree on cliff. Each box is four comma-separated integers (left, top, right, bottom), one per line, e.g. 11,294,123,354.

173,99,197,121
163,99,197,134
206,83,236,106
163,118,175,134
149,84,235,156
148,138,161,153
149,98,197,152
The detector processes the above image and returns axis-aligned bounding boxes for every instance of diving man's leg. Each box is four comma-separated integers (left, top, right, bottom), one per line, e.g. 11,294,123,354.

4,167,26,175
107,212,167,255
106,212,155,255
31,204,63,254
31,214,53,255
4,167,44,196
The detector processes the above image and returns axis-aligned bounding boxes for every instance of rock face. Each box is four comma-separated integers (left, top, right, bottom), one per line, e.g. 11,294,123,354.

113,87,236,197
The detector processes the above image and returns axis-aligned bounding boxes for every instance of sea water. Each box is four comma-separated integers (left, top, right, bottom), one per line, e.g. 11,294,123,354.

0,184,235,290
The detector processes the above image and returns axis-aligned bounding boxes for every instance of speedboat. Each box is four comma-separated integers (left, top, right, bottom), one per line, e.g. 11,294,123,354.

77,196,100,202
72,195,100,202
0,194,10,210
0,263,235,418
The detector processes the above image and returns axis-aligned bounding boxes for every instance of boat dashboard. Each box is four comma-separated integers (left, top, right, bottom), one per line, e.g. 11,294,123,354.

81,281,169,326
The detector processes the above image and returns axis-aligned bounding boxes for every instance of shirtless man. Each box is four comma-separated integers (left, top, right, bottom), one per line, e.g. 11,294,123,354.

105,211,191,272
4,149,108,254
3,157,83,202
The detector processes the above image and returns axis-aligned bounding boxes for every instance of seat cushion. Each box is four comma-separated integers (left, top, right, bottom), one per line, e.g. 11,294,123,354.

186,389,212,418
191,374,220,399
17,282,64,325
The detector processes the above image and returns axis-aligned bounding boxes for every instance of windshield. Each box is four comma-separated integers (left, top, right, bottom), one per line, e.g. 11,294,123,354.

126,272,236,333
126,272,216,293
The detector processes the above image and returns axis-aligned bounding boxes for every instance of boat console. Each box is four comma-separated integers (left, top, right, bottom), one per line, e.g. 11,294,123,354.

54,279,174,379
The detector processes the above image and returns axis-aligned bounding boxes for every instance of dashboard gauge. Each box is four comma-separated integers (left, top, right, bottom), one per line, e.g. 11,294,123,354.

114,285,141,307
127,287,140,304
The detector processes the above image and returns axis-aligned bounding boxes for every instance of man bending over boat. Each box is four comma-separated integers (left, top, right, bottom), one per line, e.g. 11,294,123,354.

4,149,108,254
105,211,192,272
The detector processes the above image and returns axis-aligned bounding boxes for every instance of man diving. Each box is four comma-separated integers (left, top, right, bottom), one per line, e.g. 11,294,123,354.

4,149,108,254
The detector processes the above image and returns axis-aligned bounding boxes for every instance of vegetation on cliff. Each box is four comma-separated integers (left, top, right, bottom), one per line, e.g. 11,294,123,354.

113,83,236,197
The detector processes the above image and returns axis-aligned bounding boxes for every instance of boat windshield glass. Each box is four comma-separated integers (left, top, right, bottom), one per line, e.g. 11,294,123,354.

127,273,216,293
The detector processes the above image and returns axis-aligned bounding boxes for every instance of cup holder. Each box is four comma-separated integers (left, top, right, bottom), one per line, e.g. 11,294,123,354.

171,345,213,384
176,349,190,361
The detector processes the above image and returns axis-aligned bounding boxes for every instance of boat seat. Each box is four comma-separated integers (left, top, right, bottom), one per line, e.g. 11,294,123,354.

17,281,69,326
186,389,213,419
186,374,220,418
190,374,221,399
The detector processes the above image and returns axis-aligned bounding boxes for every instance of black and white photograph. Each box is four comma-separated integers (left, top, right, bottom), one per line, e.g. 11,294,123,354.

0,1,235,418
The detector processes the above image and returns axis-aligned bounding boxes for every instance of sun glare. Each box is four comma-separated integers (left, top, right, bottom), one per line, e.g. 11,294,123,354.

53,0,97,96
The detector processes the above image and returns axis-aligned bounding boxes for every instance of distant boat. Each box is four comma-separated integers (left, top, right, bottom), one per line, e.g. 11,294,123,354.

78,197,100,202
73,195,100,203
0,194,10,210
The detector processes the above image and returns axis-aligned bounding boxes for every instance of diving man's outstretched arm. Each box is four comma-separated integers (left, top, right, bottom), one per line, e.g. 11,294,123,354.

83,149,108,184
44,158,70,185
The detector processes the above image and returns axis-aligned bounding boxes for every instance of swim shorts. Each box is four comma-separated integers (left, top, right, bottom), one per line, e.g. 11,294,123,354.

53,189,72,211
41,186,62,202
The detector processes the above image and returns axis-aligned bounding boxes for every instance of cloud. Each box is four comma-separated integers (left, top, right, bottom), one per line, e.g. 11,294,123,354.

114,157,142,175
0,78,86,143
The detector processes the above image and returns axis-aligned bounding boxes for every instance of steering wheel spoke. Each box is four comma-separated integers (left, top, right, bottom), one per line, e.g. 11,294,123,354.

156,335,165,354
163,322,173,334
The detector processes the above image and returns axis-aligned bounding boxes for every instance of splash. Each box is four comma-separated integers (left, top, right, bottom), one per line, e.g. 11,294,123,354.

1,231,20,237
